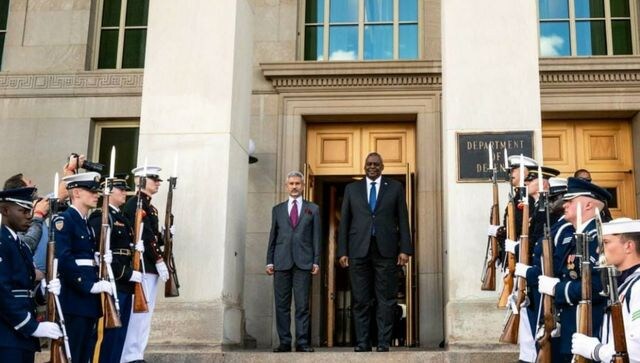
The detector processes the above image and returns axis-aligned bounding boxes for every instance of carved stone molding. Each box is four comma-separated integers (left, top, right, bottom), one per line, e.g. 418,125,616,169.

539,56,640,89
0,71,143,97
262,60,442,92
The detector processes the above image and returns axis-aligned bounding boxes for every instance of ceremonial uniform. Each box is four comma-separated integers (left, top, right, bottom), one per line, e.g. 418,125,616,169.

598,265,640,362
0,225,45,362
89,202,136,363
553,218,607,360
121,165,167,363
55,205,102,362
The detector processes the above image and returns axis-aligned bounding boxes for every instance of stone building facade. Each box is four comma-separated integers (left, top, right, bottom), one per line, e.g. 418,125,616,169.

1,0,639,352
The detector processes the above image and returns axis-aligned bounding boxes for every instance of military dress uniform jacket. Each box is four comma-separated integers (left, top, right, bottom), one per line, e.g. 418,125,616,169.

123,192,163,275
553,218,607,354
599,266,640,363
54,207,101,318
0,226,44,352
88,205,135,294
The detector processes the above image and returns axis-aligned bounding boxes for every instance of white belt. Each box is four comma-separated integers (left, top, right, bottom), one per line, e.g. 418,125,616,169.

75,259,95,267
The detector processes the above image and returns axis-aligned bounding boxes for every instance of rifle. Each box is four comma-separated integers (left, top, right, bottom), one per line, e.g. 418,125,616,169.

97,179,122,328
574,212,592,363
498,199,517,308
163,176,180,297
595,210,629,363
46,196,71,363
481,165,499,291
132,176,149,313
500,186,529,344
535,191,560,363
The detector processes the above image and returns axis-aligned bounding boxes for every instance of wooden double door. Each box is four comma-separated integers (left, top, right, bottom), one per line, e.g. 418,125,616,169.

305,122,417,347
542,120,637,218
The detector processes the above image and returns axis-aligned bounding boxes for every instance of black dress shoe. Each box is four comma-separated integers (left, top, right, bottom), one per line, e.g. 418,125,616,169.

354,345,372,352
376,346,389,352
295,345,315,352
273,345,291,352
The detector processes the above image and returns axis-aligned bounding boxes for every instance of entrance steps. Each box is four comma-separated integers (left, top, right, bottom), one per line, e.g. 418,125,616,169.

36,345,518,363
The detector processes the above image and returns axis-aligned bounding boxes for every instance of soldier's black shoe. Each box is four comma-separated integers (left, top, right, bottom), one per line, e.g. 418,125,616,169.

376,346,389,352
354,345,372,352
273,345,291,352
295,345,315,352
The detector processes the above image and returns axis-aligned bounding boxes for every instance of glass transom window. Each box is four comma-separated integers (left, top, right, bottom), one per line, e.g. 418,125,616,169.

96,0,149,69
538,0,633,56
304,0,419,61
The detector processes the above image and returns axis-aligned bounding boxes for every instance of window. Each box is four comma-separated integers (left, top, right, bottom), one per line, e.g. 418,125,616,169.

93,121,139,187
0,0,9,70
538,0,633,56
96,0,148,69
303,0,419,61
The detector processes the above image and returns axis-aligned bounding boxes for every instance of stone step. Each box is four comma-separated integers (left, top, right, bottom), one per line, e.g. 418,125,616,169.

36,346,518,363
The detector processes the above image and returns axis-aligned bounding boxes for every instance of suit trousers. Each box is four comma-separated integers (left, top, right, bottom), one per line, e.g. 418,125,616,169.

349,237,397,348
273,265,312,347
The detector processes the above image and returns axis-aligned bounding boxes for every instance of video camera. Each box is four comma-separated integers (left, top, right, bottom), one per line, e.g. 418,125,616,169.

69,153,105,173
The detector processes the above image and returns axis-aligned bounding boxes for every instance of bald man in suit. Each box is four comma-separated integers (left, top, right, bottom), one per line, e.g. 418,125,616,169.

338,152,412,352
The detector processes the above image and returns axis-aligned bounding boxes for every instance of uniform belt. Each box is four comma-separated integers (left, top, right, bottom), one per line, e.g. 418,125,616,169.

12,289,34,298
75,259,95,267
113,249,132,256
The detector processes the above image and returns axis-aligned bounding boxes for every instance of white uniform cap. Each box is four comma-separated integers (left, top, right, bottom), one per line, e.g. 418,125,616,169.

602,218,640,235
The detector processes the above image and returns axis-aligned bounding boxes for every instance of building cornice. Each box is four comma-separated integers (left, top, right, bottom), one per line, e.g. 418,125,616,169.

539,56,640,89
261,60,442,92
0,70,143,98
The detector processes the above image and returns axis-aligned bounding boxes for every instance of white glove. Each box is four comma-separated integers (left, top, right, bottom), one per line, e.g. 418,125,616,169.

156,261,169,282
90,280,113,295
170,225,176,236
47,278,61,296
103,250,113,264
538,275,560,296
135,240,145,253
505,239,519,254
129,270,142,283
571,333,600,360
32,322,63,339
515,263,531,278
94,251,100,266
487,225,500,237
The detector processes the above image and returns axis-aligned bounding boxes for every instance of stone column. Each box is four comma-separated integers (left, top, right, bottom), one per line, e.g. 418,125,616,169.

137,0,253,348
441,0,542,345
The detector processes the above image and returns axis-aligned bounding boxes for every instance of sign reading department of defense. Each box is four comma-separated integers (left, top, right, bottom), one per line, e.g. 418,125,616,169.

457,131,534,182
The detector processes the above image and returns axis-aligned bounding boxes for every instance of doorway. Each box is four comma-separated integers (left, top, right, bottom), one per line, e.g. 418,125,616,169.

305,122,418,347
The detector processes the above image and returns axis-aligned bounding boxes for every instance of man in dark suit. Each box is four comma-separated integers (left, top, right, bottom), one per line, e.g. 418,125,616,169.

266,171,321,353
338,152,412,352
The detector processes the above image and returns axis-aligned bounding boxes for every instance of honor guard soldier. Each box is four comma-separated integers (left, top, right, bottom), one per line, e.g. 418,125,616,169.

89,178,140,363
538,177,612,362
572,218,640,362
55,172,114,363
121,165,169,363
0,187,63,363
488,155,538,264
516,177,568,361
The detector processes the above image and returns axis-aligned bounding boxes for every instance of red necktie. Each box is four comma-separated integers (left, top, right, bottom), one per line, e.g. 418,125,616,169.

290,200,299,227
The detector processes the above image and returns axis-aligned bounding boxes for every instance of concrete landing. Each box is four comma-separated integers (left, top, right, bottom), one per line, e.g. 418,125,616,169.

36,346,518,363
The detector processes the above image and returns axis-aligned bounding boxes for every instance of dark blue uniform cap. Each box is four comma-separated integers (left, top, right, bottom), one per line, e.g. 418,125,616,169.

0,187,37,210
562,177,612,203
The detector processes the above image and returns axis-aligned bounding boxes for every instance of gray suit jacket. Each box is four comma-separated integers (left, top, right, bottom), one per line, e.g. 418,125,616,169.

266,199,321,271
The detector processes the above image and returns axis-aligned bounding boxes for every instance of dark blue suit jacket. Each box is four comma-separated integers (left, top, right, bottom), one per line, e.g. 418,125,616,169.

0,226,41,351
266,200,321,271
54,207,101,318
